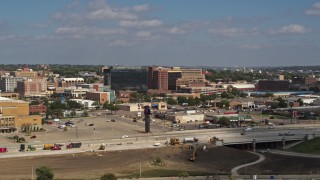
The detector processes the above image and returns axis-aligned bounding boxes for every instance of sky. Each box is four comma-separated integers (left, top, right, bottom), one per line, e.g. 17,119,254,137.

0,0,320,67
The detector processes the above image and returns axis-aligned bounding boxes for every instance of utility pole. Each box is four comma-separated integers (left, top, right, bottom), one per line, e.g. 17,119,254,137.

139,162,142,178
31,165,34,180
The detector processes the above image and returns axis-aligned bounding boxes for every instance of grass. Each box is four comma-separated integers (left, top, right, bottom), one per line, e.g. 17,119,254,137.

289,137,320,154
120,169,224,179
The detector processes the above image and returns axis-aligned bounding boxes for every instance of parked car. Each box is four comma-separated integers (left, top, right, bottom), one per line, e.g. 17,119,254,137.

279,132,295,136
111,119,116,122
58,125,66,129
88,123,94,126
121,135,129,139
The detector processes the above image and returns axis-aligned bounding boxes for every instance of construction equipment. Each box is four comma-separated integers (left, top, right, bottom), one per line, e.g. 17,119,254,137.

43,144,55,150
51,144,61,150
188,146,197,161
98,144,105,150
19,144,25,152
170,137,180,145
27,145,36,151
67,142,82,149
210,136,219,143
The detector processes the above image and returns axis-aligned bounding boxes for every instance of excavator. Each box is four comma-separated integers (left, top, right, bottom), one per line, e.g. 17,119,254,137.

170,137,180,145
98,144,105,150
188,146,197,161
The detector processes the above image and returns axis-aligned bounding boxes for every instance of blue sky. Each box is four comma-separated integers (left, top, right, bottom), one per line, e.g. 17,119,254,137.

0,0,320,67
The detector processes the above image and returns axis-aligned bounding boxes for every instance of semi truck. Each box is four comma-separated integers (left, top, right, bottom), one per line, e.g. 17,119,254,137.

183,137,199,143
66,142,82,149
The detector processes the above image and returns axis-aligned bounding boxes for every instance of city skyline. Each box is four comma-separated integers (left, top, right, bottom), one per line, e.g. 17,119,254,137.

0,0,320,67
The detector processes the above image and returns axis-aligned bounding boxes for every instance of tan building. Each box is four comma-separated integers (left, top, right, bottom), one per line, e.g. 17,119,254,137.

59,78,84,87
0,92,19,100
118,103,151,112
0,97,42,133
11,68,38,78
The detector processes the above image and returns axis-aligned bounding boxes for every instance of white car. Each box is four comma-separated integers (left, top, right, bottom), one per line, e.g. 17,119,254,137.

121,135,129,139
58,125,66,129
244,127,252,131
154,142,161,146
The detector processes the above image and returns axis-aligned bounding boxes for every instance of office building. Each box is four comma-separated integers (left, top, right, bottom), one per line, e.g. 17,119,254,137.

0,76,23,92
258,80,290,91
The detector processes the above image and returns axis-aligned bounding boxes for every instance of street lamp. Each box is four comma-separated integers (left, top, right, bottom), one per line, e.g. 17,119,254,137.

289,102,294,124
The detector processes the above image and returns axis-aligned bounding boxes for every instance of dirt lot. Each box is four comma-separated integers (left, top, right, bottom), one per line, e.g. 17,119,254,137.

1,146,320,179
0,146,257,179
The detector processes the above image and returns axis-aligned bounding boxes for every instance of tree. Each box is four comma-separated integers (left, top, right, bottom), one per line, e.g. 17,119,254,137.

178,172,189,179
103,103,120,114
220,91,229,99
100,173,117,180
35,166,54,180
187,97,196,106
177,96,188,105
277,97,287,108
297,98,303,106
166,97,178,105
219,99,230,110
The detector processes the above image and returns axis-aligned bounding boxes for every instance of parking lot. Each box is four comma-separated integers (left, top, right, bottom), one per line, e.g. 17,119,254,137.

1,112,172,146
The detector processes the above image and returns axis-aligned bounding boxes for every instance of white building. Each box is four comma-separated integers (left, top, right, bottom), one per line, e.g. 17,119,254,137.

0,76,23,92
69,99,96,109
63,87,89,99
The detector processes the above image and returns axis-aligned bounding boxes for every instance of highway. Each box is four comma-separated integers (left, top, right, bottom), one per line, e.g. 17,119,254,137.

0,124,319,159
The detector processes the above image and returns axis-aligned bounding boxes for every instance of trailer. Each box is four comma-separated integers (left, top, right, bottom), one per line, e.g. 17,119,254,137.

183,137,198,143
67,142,82,149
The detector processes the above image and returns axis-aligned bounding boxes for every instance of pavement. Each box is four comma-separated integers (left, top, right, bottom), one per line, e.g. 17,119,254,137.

231,151,265,176
268,149,320,158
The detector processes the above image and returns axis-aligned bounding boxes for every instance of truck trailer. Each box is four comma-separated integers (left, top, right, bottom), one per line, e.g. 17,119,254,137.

67,142,82,149
183,137,198,143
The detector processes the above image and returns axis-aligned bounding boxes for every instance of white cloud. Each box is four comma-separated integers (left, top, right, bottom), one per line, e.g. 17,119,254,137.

55,26,125,36
136,31,151,38
270,24,311,35
305,2,320,16
87,8,138,20
208,27,245,37
132,4,150,12
119,20,162,28
168,27,187,34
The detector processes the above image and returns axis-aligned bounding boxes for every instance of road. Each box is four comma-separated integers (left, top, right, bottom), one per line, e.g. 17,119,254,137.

1,123,319,159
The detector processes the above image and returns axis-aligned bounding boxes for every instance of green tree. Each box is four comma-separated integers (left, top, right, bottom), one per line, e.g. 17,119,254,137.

166,97,178,105
277,97,287,108
297,98,303,106
177,96,188,104
178,172,189,179
220,91,229,99
187,97,196,106
103,103,120,114
219,99,230,109
35,166,54,180
100,173,117,180
218,117,230,126
67,100,82,110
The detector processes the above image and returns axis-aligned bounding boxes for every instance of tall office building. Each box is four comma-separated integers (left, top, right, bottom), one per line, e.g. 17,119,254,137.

107,66,148,91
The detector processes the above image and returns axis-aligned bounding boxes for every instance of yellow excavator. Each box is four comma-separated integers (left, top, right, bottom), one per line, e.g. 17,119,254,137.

170,137,180,145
